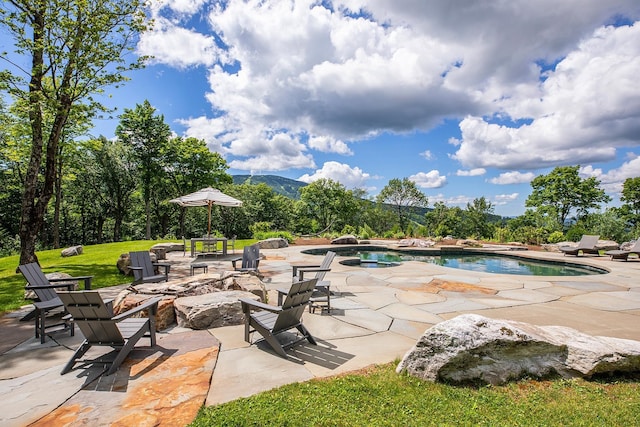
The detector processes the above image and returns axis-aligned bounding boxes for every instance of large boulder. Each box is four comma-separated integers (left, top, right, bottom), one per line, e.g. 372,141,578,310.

61,245,83,257
397,314,640,385
397,238,435,248
331,235,358,245
173,290,260,329
112,292,176,331
257,238,288,249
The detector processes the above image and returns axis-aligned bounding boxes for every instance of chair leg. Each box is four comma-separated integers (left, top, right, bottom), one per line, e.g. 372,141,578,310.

296,324,317,345
61,341,92,374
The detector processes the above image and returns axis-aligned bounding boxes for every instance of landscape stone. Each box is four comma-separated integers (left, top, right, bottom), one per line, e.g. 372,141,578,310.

61,245,83,257
397,238,435,248
331,235,358,244
173,290,260,329
397,313,640,385
112,292,176,331
257,237,288,249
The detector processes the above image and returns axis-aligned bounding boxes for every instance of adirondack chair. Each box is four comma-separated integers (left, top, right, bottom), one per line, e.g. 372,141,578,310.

19,263,93,343
129,251,171,284
558,235,601,256
57,291,160,376
277,251,336,313
231,244,260,272
240,278,318,358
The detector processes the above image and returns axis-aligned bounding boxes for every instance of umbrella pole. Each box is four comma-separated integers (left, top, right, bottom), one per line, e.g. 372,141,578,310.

207,202,212,237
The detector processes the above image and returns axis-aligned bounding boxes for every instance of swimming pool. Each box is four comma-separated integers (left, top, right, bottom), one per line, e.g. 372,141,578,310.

302,246,608,276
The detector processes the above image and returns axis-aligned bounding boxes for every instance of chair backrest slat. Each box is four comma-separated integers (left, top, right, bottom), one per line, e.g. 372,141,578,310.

19,263,59,302
129,251,156,280
242,244,260,269
273,278,317,333
58,291,124,344
315,251,336,281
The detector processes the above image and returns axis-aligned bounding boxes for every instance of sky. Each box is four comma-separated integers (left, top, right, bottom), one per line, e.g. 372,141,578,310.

16,1,640,217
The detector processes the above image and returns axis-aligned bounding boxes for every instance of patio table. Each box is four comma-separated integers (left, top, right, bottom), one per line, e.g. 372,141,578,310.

190,237,228,257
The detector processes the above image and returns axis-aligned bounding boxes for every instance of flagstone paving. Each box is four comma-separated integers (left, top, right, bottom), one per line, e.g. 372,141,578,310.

1,244,640,425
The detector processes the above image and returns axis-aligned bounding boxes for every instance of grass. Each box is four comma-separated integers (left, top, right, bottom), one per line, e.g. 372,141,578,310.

191,363,640,426
0,239,256,315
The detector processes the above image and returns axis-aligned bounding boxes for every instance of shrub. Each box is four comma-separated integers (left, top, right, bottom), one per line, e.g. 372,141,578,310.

547,231,565,243
565,226,587,242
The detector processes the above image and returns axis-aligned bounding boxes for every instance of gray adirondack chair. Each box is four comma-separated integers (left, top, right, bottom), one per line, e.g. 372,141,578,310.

57,291,160,376
129,251,171,284
19,263,93,343
231,244,260,272
240,278,318,358
559,235,601,256
277,251,336,313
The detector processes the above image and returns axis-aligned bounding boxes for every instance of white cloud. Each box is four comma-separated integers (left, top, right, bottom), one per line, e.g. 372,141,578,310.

429,193,473,206
456,168,486,177
409,170,447,188
581,157,640,194
452,22,640,169
489,171,536,185
137,18,221,68
420,150,433,160
298,161,370,189
493,193,520,205
138,0,640,177
308,135,353,155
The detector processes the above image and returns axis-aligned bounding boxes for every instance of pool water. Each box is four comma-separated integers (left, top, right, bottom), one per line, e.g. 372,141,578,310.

313,248,607,276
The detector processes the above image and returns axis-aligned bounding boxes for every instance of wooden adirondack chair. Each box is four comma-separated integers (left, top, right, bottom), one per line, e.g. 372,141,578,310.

231,244,260,272
277,251,336,313
240,278,318,358
129,251,171,284
57,291,160,376
19,263,93,343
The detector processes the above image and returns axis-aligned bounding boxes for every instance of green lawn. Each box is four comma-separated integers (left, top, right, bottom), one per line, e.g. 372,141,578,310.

191,363,640,426
0,239,256,315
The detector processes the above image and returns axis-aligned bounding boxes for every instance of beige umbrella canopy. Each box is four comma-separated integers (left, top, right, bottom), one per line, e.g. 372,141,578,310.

170,187,242,236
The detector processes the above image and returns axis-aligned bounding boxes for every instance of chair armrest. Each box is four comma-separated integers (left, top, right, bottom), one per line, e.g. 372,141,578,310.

239,298,282,314
291,264,320,277
297,267,331,280
26,282,75,290
153,262,171,276
50,275,93,290
112,297,161,322
230,257,242,268
129,266,143,271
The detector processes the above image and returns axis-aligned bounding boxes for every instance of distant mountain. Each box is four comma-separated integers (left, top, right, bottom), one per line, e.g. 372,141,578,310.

232,175,307,199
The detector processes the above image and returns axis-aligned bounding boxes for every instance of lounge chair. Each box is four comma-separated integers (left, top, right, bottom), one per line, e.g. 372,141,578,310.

558,235,601,256
57,291,160,376
277,251,336,313
605,240,640,261
231,244,260,272
129,251,171,284
240,278,318,358
19,263,93,343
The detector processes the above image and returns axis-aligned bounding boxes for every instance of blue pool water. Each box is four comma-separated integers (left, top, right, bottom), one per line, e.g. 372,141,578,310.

304,247,607,276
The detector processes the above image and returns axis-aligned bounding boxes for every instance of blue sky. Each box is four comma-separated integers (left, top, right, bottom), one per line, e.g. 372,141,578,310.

12,1,640,217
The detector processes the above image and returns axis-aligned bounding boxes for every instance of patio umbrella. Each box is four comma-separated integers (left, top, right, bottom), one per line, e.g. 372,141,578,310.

169,187,242,236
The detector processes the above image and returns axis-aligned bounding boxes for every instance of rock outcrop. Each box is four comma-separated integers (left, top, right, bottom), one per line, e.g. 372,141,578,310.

173,290,260,329
331,235,358,244
397,314,640,385
61,245,83,257
256,237,289,249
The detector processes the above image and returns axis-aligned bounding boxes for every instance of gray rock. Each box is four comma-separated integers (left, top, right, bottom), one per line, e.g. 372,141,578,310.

61,245,83,257
397,238,435,248
331,235,358,245
257,237,288,249
397,314,640,385
173,290,260,329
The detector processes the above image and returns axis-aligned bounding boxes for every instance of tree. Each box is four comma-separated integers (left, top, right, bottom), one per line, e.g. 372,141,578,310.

525,166,610,227
377,178,428,233
463,197,495,239
620,177,640,227
298,179,358,233
0,0,148,265
163,136,232,236
116,101,171,240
